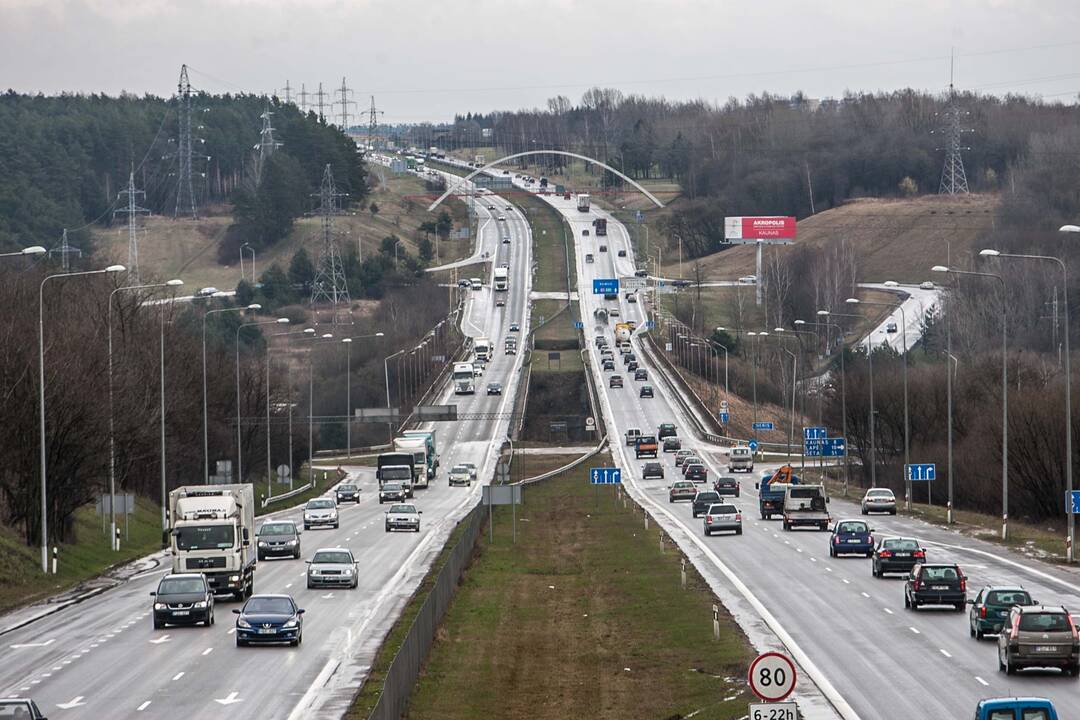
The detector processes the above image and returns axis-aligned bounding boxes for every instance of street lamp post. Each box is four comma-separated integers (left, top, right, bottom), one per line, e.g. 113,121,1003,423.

204,302,260,483
235,318,289,483
934,264,1009,539
803,314,850,490
1,245,47,260
306,333,335,484
341,332,385,458
712,327,730,398
39,264,125,572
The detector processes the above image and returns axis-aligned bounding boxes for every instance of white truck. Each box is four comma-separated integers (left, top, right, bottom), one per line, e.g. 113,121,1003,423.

453,362,475,394
494,267,509,291
394,435,431,489
475,337,492,362
576,193,591,212
168,484,256,600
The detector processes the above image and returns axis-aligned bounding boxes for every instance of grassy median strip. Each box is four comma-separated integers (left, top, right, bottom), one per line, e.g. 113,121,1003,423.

406,460,754,720
515,192,575,293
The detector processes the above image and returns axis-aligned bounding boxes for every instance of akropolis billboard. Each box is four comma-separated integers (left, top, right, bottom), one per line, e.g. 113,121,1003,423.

724,216,797,242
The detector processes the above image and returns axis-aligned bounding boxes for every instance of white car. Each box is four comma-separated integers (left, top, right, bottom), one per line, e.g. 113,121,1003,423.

306,548,358,589
385,504,422,532
920,281,935,290
303,498,339,530
461,462,478,480
449,465,471,487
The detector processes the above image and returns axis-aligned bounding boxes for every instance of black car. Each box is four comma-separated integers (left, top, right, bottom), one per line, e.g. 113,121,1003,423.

905,563,967,611
658,423,677,440
872,536,925,577
152,573,215,629
663,437,682,452
634,369,648,381
642,462,665,480
617,249,627,257
622,353,636,365
713,477,740,497
234,594,305,647
509,323,520,332
685,463,708,484
599,244,608,252
256,520,302,560
639,385,654,398
627,361,639,372
692,490,722,518
335,483,360,504
969,586,1035,639
487,382,503,395
602,359,616,371
634,269,648,278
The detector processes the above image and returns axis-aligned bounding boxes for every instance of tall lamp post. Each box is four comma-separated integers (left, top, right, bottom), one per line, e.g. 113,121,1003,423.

342,332,385,457
235,317,290,482
384,348,407,441
306,333,335,482
933,264,1009,539
1,245,46,260
203,302,261,483
831,308,876,488
800,315,850,490
711,327,730,399
39,264,126,572
108,279,183,550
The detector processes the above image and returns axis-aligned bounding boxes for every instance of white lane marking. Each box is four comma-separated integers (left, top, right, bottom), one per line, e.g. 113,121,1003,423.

51,665,62,671
860,592,870,598
214,691,243,706
227,628,235,635
172,672,185,681
842,579,850,584
795,547,803,553
286,583,293,589
149,634,171,644
41,673,51,677
825,567,833,572
939,649,952,658
137,701,151,711
201,647,213,656
975,676,989,686
9,638,56,649
909,627,921,635
55,696,85,709
884,608,894,615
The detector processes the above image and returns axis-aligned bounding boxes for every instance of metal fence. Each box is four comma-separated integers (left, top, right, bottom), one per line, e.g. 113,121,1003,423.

366,501,485,720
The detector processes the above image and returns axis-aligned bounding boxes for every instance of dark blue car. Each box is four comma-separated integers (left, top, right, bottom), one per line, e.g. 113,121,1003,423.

233,594,305,647
829,519,874,557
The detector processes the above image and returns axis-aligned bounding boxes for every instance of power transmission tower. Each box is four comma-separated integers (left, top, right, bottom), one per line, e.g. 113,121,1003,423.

309,164,351,323
282,80,292,105
334,76,357,131
173,64,199,218
365,95,384,153
936,52,971,195
298,83,309,113
115,169,151,281
49,228,82,272
254,102,283,183
313,82,329,124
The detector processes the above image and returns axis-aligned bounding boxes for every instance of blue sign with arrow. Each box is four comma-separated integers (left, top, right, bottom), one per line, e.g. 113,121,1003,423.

718,412,730,424
805,437,846,458
1068,491,1080,514
905,463,937,482
803,426,827,441
747,439,760,452
590,467,622,485
592,278,619,295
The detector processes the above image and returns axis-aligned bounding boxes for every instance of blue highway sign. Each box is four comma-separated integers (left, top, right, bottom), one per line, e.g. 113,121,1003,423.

747,439,760,452
752,421,774,431
804,437,845,458
592,278,619,295
905,463,937,482
574,321,584,329
718,412,730,424
590,467,622,485
803,426,827,441
1068,491,1080,514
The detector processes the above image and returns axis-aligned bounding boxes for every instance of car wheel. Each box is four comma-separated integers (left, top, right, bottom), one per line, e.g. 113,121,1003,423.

153,618,164,630
290,638,300,647
304,524,311,530
998,649,1006,672
904,593,911,609
1069,663,1080,677
333,522,339,529
294,549,301,559
976,626,984,640
307,581,313,589
704,528,711,536
236,637,247,648
890,510,897,515
1005,654,1015,675
415,525,420,533
735,528,742,535
378,499,383,505
955,602,965,612
257,552,264,561
861,508,868,515
871,564,878,577
910,598,919,610
385,524,390,532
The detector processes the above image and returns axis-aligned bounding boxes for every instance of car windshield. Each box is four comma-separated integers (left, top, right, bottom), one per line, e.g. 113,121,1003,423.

921,566,960,581
338,485,357,492
452,466,469,474
1019,612,1070,632
867,489,894,498
175,525,234,550
259,522,295,536
987,591,1032,606
390,505,417,514
709,504,737,514
383,483,402,491
645,464,660,471
837,521,869,534
307,499,334,509
883,538,919,550
312,551,353,564
158,577,206,595
244,597,294,615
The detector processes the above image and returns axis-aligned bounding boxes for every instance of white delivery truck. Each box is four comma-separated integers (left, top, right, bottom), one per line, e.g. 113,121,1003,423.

475,337,492,362
395,435,431,488
168,484,256,600
576,193,591,212
454,362,475,394
494,267,509,291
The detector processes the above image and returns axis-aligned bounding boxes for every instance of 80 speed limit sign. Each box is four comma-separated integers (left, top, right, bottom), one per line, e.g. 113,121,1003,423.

748,652,797,702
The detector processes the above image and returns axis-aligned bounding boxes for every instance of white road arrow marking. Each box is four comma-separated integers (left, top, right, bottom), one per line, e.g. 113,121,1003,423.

321,593,334,599
215,692,243,706
149,634,171,644
9,638,55,649
56,696,86,709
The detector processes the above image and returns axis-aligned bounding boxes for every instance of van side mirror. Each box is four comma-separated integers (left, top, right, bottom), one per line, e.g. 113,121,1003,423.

754,483,760,490
149,591,156,596
242,528,250,541
297,608,306,615
232,609,241,614
825,497,830,504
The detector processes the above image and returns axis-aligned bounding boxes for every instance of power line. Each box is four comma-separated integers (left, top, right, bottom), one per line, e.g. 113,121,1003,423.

334,76,357,131
114,168,151,281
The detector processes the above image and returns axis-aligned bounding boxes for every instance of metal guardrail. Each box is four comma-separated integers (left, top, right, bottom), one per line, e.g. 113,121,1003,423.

260,482,313,509
517,436,609,485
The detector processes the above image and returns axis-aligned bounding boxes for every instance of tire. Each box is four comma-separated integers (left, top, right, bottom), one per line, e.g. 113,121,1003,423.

236,637,247,648
969,623,976,638
290,639,299,647
153,618,164,630
378,499,383,505
385,523,391,532
998,650,1006,672
307,581,313,589
904,594,911,609
890,510,897,515
257,552,264,562
415,525,420,533
333,522,339,529
294,549,300,559
861,508,868,515
735,528,742,535
1069,663,1080,677
911,599,919,610
304,524,311,530
955,603,965,612
975,626,984,640
1005,654,1016,675
829,547,835,558
872,565,878,578
704,528,711,536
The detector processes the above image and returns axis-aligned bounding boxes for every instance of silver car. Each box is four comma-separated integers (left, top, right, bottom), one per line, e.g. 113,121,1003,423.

385,504,422,532
303,498,339,530
448,465,472,487
306,548,358,589
861,488,897,515
703,503,742,536
461,463,478,481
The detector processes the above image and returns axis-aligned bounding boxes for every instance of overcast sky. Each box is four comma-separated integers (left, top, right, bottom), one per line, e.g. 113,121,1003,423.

2,0,1079,122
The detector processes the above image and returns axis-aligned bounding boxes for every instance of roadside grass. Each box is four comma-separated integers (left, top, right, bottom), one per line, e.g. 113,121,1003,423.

516,192,574,293
252,465,345,516
406,458,753,720
0,497,164,615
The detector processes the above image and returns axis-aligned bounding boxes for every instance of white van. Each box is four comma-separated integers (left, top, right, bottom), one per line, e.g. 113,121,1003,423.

470,278,482,291
728,446,754,473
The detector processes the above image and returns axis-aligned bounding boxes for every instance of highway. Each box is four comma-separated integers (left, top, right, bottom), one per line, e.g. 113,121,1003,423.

856,281,941,353
527,182,1080,719
0,172,533,719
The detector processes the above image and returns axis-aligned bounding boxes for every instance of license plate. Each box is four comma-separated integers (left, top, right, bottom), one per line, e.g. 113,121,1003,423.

1035,645,1059,653
896,552,910,557
257,628,276,635
999,610,1009,617
932,585,949,590
847,539,861,543
172,610,189,616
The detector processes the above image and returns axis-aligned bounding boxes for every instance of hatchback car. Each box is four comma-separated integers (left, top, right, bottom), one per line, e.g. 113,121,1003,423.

379,482,407,503
713,477,740,497
617,249,627,257
487,382,503,395
970,586,1035,639
599,244,608,252
582,228,589,236
642,462,665,480
639,385,654,398
685,463,708,484
680,457,703,474
449,465,472,487
674,449,694,467
998,605,1080,675
602,359,615,371
0,699,47,719
861,487,897,515
335,483,360,504
663,437,682,452
256,520,302,560
905,563,967,610
692,490,722,518
872,536,925,577
586,253,595,263
609,375,623,389
634,369,648,381
303,498,339,530
829,519,874,557
658,423,677,440
704,503,742,536
306,548,358,589
385,503,422,532
151,573,214,629
234,594,304,647
669,480,697,503
509,323,521,333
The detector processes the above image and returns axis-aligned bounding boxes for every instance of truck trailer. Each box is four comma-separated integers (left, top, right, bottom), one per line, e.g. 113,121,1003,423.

576,194,591,212
394,435,433,488
168,484,256,600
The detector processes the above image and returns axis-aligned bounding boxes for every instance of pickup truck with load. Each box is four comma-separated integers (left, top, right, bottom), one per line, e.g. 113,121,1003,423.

168,484,256,600
377,452,415,492
395,434,434,488
783,484,830,531
755,465,800,520
635,435,659,459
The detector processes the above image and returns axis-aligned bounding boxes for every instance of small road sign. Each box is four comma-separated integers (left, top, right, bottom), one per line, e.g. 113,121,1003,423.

574,321,584,329
905,463,937,482
752,421,774,431
748,651,797,702
748,702,798,720
747,439,760,452
803,426,826,441
720,399,729,409
1068,491,1080,514
590,467,622,485
718,412,730,424
592,278,619,295
645,320,656,329
585,417,596,430
276,464,290,480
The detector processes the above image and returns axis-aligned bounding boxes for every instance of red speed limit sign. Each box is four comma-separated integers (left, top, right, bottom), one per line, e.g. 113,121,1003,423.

748,652,797,702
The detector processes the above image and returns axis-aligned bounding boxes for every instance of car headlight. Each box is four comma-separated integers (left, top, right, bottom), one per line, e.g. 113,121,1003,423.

283,618,298,628
258,541,268,547
154,602,166,610
237,618,251,628
286,539,298,546
229,575,240,582
342,569,353,576
309,569,320,575
194,600,208,609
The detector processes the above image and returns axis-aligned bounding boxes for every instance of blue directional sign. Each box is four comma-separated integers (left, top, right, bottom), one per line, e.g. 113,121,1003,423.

590,467,622,485
905,463,937,482
592,278,619,295
804,437,845,458
635,210,644,224
803,426,827,441
645,320,656,329
1068,491,1080,514
747,439,760,452
718,412,730,424
573,321,584,329
752,421,774,431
